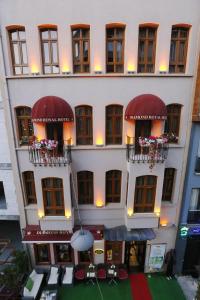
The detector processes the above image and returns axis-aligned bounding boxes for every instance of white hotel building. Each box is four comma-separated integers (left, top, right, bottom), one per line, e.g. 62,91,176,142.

0,0,199,272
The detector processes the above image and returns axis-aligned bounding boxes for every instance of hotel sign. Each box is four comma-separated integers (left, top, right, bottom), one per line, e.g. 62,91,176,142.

94,249,104,255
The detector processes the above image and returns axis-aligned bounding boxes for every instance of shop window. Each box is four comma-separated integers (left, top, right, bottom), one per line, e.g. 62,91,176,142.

164,104,182,142
187,189,200,224
106,170,122,204
134,175,157,212
42,177,64,216
78,248,93,264
72,26,90,73
15,106,34,145
0,182,6,209
169,26,190,73
40,27,59,74
77,171,93,204
75,105,93,145
106,25,125,73
137,25,157,73
54,243,73,263
23,171,37,205
8,26,29,75
106,105,123,145
162,168,175,202
106,241,122,264
34,244,51,264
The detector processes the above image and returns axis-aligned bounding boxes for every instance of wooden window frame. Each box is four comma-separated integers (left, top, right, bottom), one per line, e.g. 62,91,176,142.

40,27,60,74
23,171,37,205
137,25,157,73
169,26,190,73
77,171,94,205
106,170,122,204
134,176,157,213
106,105,123,145
78,247,93,265
75,105,93,145
8,27,28,75
42,177,65,216
72,26,90,73
164,104,182,141
53,243,74,264
106,26,125,73
15,106,34,145
105,241,122,264
162,168,175,202
34,244,51,265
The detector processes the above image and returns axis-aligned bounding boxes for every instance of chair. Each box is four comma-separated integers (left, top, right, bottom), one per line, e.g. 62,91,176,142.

97,264,106,280
118,264,128,280
74,265,85,281
61,265,74,286
47,266,60,288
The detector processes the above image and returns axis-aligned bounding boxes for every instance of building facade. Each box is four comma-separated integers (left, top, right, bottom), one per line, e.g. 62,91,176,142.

175,53,200,276
0,0,199,272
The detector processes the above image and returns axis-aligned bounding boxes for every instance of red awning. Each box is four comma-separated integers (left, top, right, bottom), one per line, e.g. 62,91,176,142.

125,94,167,120
22,225,104,243
32,96,74,122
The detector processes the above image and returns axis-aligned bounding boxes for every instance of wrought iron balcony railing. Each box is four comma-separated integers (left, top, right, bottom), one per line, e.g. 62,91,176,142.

126,137,168,166
28,139,72,166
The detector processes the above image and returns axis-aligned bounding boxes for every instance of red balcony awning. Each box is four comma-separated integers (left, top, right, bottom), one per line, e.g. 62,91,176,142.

125,94,167,120
32,96,74,122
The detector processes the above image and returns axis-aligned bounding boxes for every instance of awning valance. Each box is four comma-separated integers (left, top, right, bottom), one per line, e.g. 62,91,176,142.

104,225,156,241
31,96,74,122
125,94,167,120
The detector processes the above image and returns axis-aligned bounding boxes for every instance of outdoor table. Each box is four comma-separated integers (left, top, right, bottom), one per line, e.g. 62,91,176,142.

107,265,118,285
86,264,97,285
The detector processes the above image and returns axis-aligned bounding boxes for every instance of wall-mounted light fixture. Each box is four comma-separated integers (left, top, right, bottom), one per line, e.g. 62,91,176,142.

96,199,104,207
96,136,104,147
31,72,40,76
154,208,160,217
62,65,71,75
94,65,102,74
127,208,133,217
127,63,136,74
38,210,44,219
65,209,72,219
159,65,168,74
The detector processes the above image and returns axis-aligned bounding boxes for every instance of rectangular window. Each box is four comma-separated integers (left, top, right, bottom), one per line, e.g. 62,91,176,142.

164,104,181,141
40,28,59,74
75,106,93,145
106,27,125,73
77,171,93,204
187,189,200,224
34,244,51,264
138,26,157,73
162,168,175,201
8,28,29,75
106,170,122,203
16,107,34,145
0,182,6,209
72,27,90,73
106,105,123,145
169,27,189,73
78,248,93,264
54,244,73,263
23,171,37,205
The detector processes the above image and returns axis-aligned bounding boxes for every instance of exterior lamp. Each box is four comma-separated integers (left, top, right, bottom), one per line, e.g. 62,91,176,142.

127,208,133,217
31,72,40,76
38,210,44,219
127,63,136,74
96,136,104,147
70,229,94,251
94,65,102,74
65,210,71,219
96,199,104,207
62,65,71,75
159,65,167,74
31,64,40,76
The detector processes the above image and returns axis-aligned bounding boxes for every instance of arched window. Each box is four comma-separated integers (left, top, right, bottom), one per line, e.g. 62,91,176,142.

169,25,190,73
162,168,176,202
71,25,90,73
106,105,123,145
39,26,59,74
42,177,64,216
106,24,125,73
7,26,28,75
77,171,93,204
137,24,158,73
164,104,182,141
106,170,122,203
134,175,157,212
75,105,93,145
23,171,37,205
15,106,33,145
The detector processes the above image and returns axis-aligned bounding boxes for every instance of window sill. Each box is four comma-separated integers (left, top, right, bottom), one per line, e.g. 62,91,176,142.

6,73,193,79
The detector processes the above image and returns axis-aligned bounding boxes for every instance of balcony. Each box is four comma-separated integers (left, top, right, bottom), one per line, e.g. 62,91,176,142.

28,139,72,166
126,137,168,167
187,210,200,224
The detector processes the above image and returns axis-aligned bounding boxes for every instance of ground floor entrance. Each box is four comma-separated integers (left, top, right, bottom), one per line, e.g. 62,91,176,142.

183,236,200,276
125,241,146,272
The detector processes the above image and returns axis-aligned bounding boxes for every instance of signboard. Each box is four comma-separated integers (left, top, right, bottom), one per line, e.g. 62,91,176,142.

180,226,189,238
149,244,166,270
189,226,200,235
94,249,104,255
